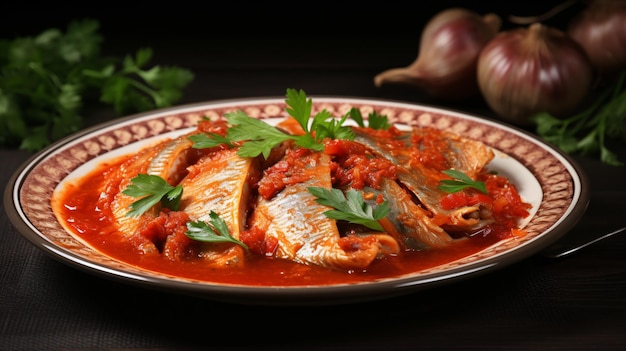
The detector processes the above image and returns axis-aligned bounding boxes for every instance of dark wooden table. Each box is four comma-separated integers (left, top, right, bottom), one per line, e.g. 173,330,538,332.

2,2,625,350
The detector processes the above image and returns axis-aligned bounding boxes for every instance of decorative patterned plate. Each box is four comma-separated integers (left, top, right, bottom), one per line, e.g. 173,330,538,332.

4,97,589,305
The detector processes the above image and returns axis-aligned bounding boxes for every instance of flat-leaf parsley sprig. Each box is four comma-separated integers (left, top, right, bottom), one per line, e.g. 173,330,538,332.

187,89,395,230
307,187,390,231
222,110,302,158
190,88,390,158
122,174,247,249
348,107,392,130
289,89,355,143
0,19,194,152
85,47,195,115
122,174,183,217
186,212,248,251
532,70,626,166
437,169,488,194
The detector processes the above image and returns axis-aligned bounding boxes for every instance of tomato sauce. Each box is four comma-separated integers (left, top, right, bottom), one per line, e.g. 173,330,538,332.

54,144,528,287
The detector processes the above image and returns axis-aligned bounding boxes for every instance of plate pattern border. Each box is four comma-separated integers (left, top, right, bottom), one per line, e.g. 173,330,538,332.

17,100,574,283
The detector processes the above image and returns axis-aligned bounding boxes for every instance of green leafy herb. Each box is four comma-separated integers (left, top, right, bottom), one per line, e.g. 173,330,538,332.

122,174,247,250
122,174,183,217
309,109,353,142
190,88,391,158
188,132,234,149
0,19,194,151
367,111,392,130
307,186,389,231
348,107,391,130
532,71,626,166
185,211,248,250
283,88,353,142
437,169,488,194
85,47,194,115
224,109,300,158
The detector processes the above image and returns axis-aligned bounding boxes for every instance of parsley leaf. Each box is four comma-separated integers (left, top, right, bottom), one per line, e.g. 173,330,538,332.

189,88,391,158
311,109,354,141
188,132,234,149
307,187,389,231
285,88,313,134
532,71,625,166
122,174,183,217
437,169,488,194
284,88,355,147
189,89,342,158
0,19,194,151
367,111,392,130
185,212,249,250
224,110,297,158
348,107,391,130
93,47,194,115
122,174,248,250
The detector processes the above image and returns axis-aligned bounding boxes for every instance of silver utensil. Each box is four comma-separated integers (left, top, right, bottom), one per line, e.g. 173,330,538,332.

542,226,626,259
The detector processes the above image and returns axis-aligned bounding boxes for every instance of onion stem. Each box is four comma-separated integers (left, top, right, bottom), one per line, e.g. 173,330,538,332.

508,0,578,24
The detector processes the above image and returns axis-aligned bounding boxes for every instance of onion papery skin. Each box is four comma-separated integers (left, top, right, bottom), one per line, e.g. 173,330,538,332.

374,8,501,100
568,0,626,78
477,23,593,125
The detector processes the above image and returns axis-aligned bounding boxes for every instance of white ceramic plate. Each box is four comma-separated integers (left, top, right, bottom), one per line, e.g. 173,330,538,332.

4,97,589,305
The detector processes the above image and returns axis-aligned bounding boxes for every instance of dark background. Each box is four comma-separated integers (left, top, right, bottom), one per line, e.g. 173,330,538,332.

1,1,579,38
0,0,581,109
3,1,626,351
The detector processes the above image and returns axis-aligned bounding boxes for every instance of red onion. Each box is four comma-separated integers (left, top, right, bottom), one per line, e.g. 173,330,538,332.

477,23,593,125
374,8,501,100
568,0,626,77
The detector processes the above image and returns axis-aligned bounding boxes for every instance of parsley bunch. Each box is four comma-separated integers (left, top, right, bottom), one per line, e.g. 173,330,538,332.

532,71,626,166
0,19,194,151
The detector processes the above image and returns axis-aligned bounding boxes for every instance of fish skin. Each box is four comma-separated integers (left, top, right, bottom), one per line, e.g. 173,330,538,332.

179,148,257,239
105,132,208,255
359,178,454,251
101,121,499,269
411,127,494,179
107,140,167,240
250,151,384,271
352,127,494,231
105,129,257,266
147,134,200,185
178,148,260,268
107,133,201,241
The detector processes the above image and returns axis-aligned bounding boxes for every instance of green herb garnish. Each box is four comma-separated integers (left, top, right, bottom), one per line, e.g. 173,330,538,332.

121,174,247,250
188,132,234,149
437,169,488,194
0,19,194,151
348,107,391,130
307,187,389,231
122,174,183,217
224,109,302,158
532,71,626,166
367,111,392,130
230,88,356,157
185,211,248,250
87,47,194,115
190,88,391,158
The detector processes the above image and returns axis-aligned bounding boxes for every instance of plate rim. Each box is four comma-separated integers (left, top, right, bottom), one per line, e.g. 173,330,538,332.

3,96,591,305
